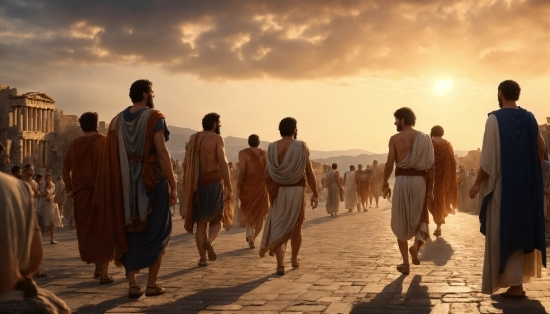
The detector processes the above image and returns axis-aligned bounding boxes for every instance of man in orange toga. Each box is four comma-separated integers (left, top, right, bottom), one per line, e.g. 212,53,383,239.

237,134,270,249
428,125,458,237
63,112,114,284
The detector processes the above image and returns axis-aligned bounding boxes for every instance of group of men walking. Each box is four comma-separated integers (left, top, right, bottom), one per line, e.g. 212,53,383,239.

1,78,547,305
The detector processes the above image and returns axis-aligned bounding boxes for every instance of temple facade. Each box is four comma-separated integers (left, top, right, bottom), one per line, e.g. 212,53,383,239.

0,83,106,175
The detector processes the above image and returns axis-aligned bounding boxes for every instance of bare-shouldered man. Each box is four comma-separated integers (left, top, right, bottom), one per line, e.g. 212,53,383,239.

383,107,434,275
237,134,269,249
260,117,318,276
183,113,232,267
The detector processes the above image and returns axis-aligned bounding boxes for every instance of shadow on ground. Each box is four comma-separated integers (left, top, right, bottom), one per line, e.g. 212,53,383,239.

419,236,454,266
351,274,431,313
490,294,547,314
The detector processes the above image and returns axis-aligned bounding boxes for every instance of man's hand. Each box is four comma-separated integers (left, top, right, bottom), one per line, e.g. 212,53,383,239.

169,188,177,206
469,183,480,199
310,195,318,209
383,187,392,200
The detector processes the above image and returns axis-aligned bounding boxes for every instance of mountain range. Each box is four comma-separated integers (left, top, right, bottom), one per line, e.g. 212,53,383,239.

166,125,469,166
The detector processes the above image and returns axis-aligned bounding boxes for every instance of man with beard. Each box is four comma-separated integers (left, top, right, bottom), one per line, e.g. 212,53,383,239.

260,117,318,275
11,165,23,179
183,113,233,267
94,79,176,298
343,165,357,213
428,125,458,237
63,112,113,283
469,80,546,298
370,160,383,208
237,134,269,249
383,107,434,275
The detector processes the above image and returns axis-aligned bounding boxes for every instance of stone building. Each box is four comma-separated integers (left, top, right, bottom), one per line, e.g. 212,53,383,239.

0,83,106,175
539,117,550,155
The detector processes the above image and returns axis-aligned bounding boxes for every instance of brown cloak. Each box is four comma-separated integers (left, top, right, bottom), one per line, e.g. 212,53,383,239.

238,148,269,227
428,139,458,225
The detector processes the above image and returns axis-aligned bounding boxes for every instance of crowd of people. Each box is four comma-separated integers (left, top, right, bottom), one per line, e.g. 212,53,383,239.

1,79,549,313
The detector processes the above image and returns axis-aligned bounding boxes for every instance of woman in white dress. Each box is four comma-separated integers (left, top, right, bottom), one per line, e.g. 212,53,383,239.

40,173,63,244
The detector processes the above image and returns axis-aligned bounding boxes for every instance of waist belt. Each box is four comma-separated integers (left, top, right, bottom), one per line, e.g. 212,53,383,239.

395,168,427,178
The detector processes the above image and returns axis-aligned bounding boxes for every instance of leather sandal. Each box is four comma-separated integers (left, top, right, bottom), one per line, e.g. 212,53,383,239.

128,284,143,298
99,276,114,285
291,258,300,268
247,237,255,249
409,246,420,265
397,264,410,275
145,285,166,297
203,241,217,261
276,266,285,276
198,258,208,267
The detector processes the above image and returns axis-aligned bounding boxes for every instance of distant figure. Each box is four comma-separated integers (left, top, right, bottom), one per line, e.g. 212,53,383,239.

364,165,373,209
343,165,357,213
183,113,233,267
383,107,434,275
457,165,468,211
237,134,270,249
227,162,239,230
63,112,113,282
428,125,458,237
469,80,546,298
325,163,343,217
370,160,383,208
0,143,9,173
354,164,365,211
54,176,66,218
0,172,70,313
94,79,176,298
11,165,23,179
467,169,477,213
39,173,62,244
260,117,318,275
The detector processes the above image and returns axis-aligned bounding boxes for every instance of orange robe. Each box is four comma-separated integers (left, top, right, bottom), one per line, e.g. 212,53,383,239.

239,148,269,227
429,139,458,225
63,134,113,263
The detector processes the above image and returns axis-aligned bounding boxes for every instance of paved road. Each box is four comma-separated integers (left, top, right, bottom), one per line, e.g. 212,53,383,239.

39,199,550,313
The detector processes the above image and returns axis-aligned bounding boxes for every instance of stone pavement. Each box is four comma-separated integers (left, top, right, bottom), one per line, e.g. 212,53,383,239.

39,199,550,313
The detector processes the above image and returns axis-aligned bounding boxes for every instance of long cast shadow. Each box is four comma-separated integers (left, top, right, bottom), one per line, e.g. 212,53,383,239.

490,294,547,314
351,274,431,313
419,236,454,266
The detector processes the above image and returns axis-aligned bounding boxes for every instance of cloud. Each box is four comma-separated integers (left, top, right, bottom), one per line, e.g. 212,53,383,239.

1,0,549,81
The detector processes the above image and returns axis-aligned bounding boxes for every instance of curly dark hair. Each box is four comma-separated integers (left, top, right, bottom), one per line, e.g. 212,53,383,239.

79,112,98,132
498,80,521,101
202,113,220,130
279,117,297,137
430,125,444,137
248,134,260,147
394,107,416,126
129,79,152,103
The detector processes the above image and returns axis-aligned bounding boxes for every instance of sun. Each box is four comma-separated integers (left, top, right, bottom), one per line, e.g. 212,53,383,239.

432,79,454,96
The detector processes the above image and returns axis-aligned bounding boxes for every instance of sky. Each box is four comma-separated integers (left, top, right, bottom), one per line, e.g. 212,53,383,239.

1,0,550,153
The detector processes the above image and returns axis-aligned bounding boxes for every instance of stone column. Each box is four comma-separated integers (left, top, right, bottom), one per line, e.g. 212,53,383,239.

23,107,28,131
39,109,43,132
29,108,34,131
49,110,53,132
13,107,18,127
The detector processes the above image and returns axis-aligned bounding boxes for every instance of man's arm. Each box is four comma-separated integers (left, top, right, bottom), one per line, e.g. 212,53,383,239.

154,131,177,206
383,136,396,185
304,144,319,209
469,167,489,199
217,137,232,199
426,165,434,201
237,151,247,197
538,131,546,163
335,171,344,189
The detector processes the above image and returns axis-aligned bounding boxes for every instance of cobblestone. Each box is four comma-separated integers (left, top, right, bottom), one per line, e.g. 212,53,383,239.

38,199,550,313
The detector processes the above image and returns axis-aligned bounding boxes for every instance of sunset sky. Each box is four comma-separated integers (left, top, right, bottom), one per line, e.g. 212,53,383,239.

1,0,549,153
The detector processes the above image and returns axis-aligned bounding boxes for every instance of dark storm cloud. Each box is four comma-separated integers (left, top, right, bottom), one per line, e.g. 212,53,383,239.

1,0,549,81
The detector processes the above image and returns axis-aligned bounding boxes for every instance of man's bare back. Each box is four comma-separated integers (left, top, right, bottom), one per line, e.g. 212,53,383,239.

244,147,266,168
197,131,224,173
276,139,296,165
391,129,419,164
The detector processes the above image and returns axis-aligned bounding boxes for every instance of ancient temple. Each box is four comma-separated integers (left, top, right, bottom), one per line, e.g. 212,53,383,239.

0,83,106,175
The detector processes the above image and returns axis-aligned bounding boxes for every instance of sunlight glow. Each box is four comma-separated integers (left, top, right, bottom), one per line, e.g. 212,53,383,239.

432,79,454,96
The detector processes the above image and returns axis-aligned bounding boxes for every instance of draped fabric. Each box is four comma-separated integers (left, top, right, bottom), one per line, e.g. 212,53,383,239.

479,112,544,293
260,140,307,257
428,139,458,224
391,132,434,242
239,148,270,228
325,170,340,214
93,107,169,266
183,132,233,233
63,134,112,263
344,170,357,209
